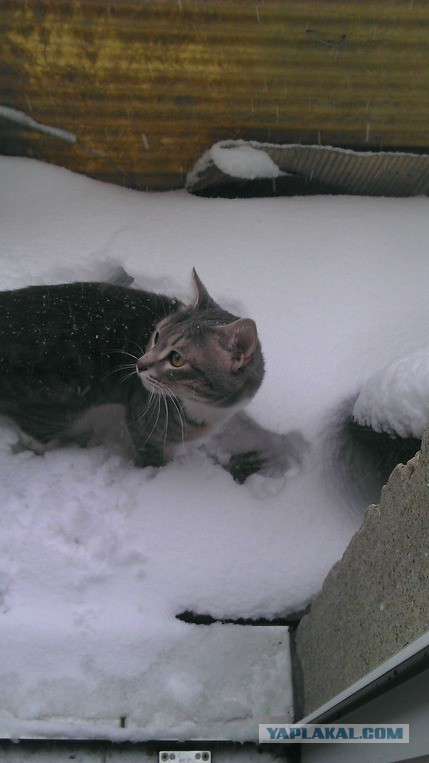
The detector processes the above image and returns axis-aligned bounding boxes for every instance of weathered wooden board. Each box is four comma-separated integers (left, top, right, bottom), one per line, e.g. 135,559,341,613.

1,0,429,189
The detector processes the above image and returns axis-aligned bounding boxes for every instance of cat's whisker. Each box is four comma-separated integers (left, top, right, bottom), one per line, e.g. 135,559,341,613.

130,392,165,453
143,393,162,448
133,378,186,458
162,383,185,449
162,392,170,457
110,370,137,394
122,337,146,357
147,394,161,431
101,363,135,381
128,391,155,424
100,360,138,394
147,378,184,433
109,349,139,362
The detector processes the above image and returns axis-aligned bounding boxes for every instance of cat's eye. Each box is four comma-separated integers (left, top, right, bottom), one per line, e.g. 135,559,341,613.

168,351,185,368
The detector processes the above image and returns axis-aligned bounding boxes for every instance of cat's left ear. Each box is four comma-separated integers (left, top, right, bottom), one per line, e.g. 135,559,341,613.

214,318,259,370
192,268,219,309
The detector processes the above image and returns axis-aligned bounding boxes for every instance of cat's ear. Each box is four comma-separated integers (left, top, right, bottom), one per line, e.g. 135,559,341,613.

214,318,259,370
192,268,219,309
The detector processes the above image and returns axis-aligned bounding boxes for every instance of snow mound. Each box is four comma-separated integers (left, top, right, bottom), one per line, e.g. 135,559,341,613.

353,351,429,438
210,143,283,180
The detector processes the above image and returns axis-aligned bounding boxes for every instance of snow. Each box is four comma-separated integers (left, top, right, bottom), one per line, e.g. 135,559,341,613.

210,144,283,180
188,140,283,185
0,106,77,144
353,351,429,438
1,156,429,742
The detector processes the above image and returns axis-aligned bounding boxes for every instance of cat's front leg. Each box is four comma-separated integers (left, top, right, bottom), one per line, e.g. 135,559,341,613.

125,405,167,468
132,442,167,468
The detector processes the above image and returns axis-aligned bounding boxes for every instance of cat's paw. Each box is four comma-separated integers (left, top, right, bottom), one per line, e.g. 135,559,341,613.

353,350,429,439
226,450,266,484
13,428,61,455
204,411,309,483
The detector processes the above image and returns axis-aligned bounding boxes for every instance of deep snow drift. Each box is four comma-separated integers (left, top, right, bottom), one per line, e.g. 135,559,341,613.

1,156,429,740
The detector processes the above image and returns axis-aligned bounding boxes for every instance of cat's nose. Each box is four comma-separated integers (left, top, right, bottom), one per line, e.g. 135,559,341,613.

136,357,147,372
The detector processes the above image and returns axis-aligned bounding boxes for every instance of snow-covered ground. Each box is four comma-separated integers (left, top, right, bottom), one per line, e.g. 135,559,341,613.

1,156,429,741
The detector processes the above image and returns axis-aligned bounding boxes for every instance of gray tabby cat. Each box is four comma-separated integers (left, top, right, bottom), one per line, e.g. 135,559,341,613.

0,270,264,467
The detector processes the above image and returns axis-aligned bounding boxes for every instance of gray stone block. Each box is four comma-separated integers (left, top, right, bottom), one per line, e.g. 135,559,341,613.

295,428,429,716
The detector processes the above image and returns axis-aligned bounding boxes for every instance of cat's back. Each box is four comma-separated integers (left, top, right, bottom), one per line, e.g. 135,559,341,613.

1,281,146,329
0,281,177,378
0,281,173,340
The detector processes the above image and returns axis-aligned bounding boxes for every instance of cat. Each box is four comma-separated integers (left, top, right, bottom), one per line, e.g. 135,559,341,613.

0,270,264,468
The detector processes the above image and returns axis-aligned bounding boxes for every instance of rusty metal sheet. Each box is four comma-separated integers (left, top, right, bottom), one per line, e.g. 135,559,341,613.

1,0,429,190
187,140,429,196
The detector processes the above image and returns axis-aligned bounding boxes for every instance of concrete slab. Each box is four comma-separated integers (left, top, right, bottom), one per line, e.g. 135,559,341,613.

295,429,429,715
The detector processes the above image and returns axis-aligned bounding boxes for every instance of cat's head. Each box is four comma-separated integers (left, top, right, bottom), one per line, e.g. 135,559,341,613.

136,270,264,411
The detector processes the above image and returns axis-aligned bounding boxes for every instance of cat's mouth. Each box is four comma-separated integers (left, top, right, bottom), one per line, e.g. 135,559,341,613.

137,371,169,397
